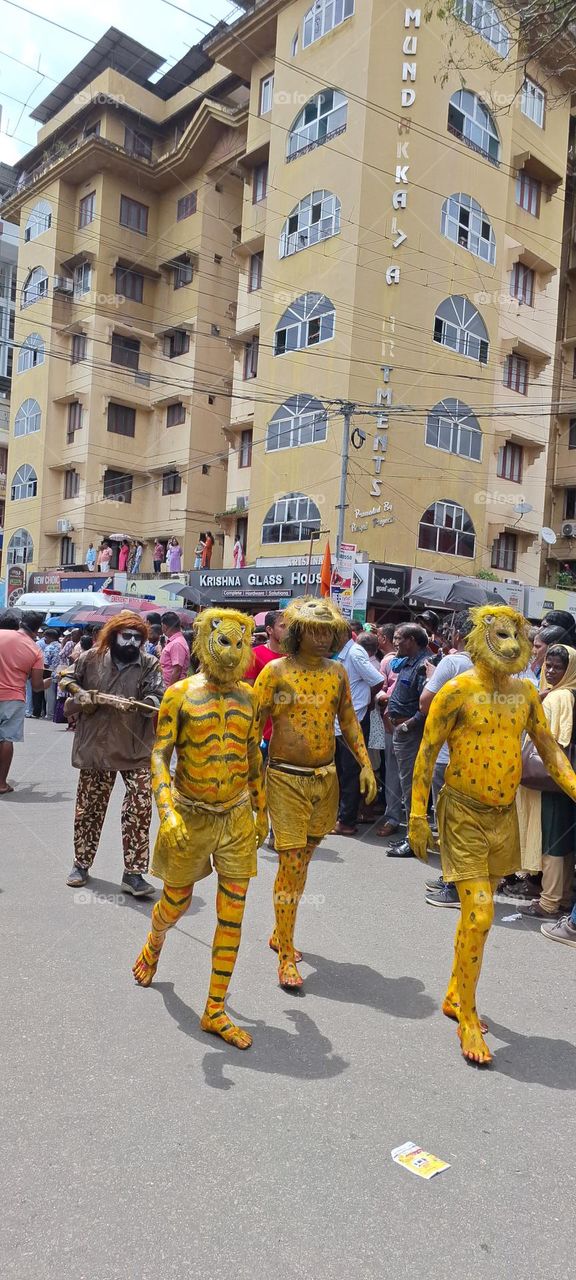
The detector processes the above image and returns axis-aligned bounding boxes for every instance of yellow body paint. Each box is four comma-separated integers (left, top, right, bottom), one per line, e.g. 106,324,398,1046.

254,597,377,988
409,605,576,1065
133,608,267,1050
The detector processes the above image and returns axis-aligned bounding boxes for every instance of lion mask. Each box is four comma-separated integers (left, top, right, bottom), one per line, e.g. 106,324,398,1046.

466,605,531,675
193,608,255,684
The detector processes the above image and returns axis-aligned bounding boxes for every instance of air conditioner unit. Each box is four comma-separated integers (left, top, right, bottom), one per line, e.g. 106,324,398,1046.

54,276,73,295
57,518,72,534
562,521,576,538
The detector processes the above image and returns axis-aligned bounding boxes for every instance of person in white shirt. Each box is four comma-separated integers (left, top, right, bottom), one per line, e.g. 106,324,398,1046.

333,626,383,834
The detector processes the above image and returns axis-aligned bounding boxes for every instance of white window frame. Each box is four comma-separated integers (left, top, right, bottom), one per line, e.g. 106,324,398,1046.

24,200,52,243
17,333,45,373
302,0,354,48
453,0,510,57
433,296,489,363
287,89,348,161
21,268,48,309
74,261,91,296
521,77,545,127
418,501,476,558
259,73,274,115
425,399,482,461
441,193,496,264
504,352,529,394
14,398,41,437
266,395,328,451
10,463,38,501
516,171,540,216
280,190,341,258
262,492,321,544
447,90,500,163
274,293,335,355
7,528,33,567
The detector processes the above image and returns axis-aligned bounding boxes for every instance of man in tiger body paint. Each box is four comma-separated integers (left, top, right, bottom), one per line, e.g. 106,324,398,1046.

133,608,267,1050
409,604,576,1067
255,597,377,990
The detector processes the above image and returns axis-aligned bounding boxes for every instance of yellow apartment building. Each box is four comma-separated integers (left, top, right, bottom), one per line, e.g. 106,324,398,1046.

0,28,249,574
2,3,575,587
211,0,575,586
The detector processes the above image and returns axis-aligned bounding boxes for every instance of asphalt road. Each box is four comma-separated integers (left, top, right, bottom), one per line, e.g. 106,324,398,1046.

2,722,575,1280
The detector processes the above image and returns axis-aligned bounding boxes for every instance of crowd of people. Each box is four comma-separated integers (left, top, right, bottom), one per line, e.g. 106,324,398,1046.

1,599,575,967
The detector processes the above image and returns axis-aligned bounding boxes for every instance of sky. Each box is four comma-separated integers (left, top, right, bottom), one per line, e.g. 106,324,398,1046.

0,0,243,164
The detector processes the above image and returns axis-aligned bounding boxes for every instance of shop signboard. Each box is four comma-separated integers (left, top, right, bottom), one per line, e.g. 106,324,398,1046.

7,565,25,606
331,543,357,620
369,564,409,603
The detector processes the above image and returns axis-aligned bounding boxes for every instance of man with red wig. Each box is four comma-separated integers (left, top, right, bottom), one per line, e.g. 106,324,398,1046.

60,612,164,896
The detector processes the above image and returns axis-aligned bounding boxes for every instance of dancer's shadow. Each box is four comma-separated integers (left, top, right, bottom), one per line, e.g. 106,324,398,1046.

6,785,71,804
489,1020,576,1089
83,876,206,921
152,982,348,1090
301,952,437,1020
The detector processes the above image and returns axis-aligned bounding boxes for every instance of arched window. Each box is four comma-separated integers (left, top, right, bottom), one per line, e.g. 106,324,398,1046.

425,399,482,461
274,293,335,355
280,191,341,258
287,89,347,160
10,464,38,501
266,395,328,451
21,268,48,309
262,492,321,543
454,0,510,57
433,297,489,363
24,199,52,242
303,0,354,48
7,528,33,566
447,90,500,162
17,333,45,373
14,398,41,437
441,194,496,264
418,501,476,558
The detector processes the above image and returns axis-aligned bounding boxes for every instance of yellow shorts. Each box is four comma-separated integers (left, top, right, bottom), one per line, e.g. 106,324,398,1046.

436,784,520,883
266,763,339,852
151,793,257,887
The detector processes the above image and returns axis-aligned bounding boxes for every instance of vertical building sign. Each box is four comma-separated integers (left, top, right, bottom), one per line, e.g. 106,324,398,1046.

372,8,420,498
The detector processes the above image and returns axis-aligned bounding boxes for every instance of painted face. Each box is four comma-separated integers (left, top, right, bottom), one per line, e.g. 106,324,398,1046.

544,652,568,687
111,628,143,663
299,625,337,659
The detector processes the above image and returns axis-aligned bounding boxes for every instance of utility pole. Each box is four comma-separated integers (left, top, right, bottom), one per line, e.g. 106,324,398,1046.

335,401,355,565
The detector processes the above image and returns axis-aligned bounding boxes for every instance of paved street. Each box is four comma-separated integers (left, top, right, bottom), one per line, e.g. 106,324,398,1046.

2,723,575,1280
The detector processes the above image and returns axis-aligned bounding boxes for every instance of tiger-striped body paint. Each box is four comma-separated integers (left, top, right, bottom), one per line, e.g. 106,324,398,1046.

133,609,267,1049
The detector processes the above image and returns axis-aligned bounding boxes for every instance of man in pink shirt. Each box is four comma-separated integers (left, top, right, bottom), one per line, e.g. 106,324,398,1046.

160,612,190,687
0,610,46,794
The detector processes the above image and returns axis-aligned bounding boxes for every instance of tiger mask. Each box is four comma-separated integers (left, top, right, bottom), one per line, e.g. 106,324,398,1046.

193,608,255,685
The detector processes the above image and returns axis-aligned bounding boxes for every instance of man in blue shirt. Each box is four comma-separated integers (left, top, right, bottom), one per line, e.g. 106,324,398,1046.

385,623,431,857
333,628,383,834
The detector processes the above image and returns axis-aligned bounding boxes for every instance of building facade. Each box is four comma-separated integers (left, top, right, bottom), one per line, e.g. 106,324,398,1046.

0,162,18,565
210,0,574,588
0,29,249,574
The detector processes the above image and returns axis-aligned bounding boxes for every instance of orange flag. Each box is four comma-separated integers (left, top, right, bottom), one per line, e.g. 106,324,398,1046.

320,541,332,597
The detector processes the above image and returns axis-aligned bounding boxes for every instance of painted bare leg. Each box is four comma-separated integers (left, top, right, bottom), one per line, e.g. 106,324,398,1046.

273,843,315,988
454,878,494,1064
133,883,193,985
200,877,251,1049
268,931,302,963
442,917,488,1033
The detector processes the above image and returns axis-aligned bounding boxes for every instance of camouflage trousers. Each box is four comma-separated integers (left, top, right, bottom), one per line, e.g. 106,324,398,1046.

73,768,152,872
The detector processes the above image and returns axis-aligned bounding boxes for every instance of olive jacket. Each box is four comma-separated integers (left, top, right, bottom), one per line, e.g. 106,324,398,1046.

61,649,164,772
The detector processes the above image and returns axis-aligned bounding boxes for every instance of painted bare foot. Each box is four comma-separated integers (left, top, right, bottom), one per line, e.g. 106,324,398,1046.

458,1021,493,1066
132,946,160,987
269,931,302,963
278,959,303,990
200,1002,252,1049
442,996,488,1035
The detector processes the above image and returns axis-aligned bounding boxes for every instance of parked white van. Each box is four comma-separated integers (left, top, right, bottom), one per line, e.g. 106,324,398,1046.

14,592,112,616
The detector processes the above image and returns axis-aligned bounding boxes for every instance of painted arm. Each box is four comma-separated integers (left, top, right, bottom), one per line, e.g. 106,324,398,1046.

247,694,268,846
408,683,462,861
151,685,188,849
337,668,377,804
253,664,276,737
527,686,576,801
